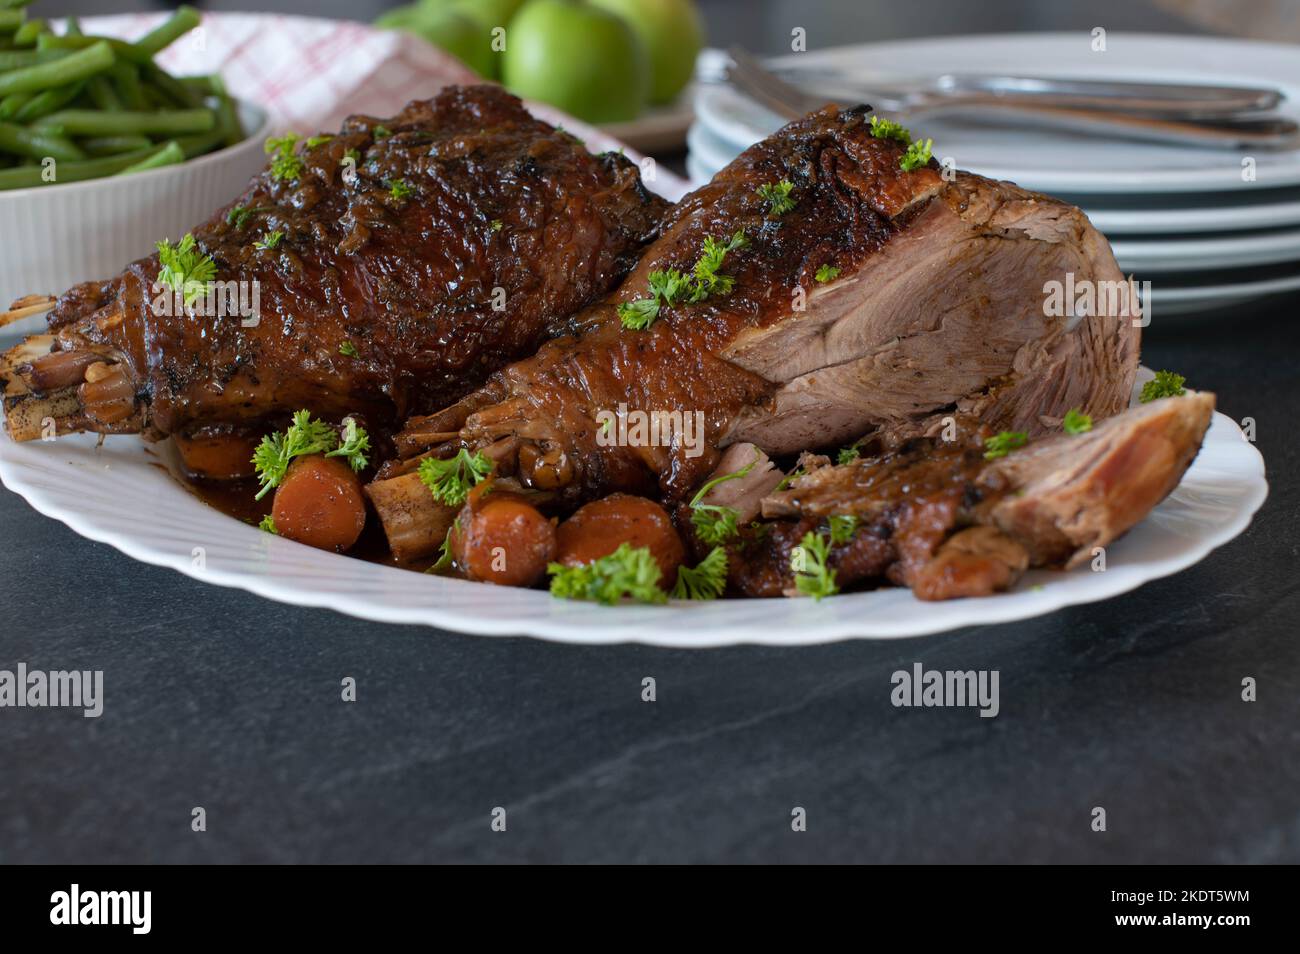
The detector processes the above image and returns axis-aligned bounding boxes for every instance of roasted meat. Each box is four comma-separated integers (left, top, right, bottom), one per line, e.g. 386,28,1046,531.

752,393,1215,600
1,85,666,445
374,103,1140,558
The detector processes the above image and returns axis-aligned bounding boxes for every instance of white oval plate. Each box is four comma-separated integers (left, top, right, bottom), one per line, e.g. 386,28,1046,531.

1080,189,1300,235
694,32,1300,194
0,379,1266,646
1111,225,1300,272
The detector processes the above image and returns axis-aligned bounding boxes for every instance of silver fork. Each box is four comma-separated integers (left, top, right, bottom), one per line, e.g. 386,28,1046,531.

725,46,1300,150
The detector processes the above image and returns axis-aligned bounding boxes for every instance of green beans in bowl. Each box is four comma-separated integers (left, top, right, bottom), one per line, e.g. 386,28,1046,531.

0,4,269,325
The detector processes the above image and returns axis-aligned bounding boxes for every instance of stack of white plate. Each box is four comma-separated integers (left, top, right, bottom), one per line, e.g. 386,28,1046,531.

689,34,1300,317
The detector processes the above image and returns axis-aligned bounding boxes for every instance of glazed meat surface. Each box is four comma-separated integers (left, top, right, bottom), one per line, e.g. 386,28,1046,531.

2,85,666,442
377,102,1140,559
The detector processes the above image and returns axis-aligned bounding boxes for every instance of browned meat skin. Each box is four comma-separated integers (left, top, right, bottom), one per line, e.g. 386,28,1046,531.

754,393,1216,599
394,102,1140,513
3,85,666,442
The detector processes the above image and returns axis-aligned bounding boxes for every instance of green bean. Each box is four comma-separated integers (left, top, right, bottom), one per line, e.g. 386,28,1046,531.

118,139,183,174
64,17,81,37
11,80,84,123
134,6,201,58
0,90,31,119
108,61,147,111
0,47,66,70
0,11,24,33
215,93,243,147
0,120,84,161
142,64,202,109
80,133,153,156
85,75,121,111
0,40,113,97
174,127,226,158
12,16,43,45
0,144,158,190
36,33,150,66
33,107,215,137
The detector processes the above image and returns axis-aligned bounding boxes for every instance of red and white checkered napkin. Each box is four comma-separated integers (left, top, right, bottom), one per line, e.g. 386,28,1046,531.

82,12,689,200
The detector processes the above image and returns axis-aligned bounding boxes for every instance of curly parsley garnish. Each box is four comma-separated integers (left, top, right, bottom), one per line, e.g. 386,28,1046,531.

372,124,391,139
983,430,1029,460
418,448,494,507
689,453,759,545
548,543,666,605
792,531,838,600
305,134,334,148
338,341,359,358
670,546,728,600
900,137,934,172
619,231,749,331
264,132,304,183
868,114,934,172
1063,408,1093,435
490,218,503,232
815,264,841,283
252,410,367,500
156,233,216,309
387,178,413,201
836,446,860,466
756,179,796,216
429,518,460,573
828,514,859,545
1140,370,1187,403
869,115,911,142
254,230,284,251
259,514,277,535
616,298,661,330
325,417,371,473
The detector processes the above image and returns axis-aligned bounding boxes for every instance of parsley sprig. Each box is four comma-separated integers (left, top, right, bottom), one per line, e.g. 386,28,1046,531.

815,264,841,283
836,446,860,465
792,531,838,600
156,234,216,309
688,453,759,545
1140,370,1187,403
983,430,1029,460
828,514,859,545
252,410,369,500
756,179,796,216
618,231,749,330
1063,408,1093,435
867,114,934,172
670,547,728,600
387,178,413,201
264,132,304,183
254,230,283,251
548,543,666,605
417,449,494,507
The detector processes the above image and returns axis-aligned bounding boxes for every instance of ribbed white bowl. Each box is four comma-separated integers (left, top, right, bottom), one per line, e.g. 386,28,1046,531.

0,101,268,330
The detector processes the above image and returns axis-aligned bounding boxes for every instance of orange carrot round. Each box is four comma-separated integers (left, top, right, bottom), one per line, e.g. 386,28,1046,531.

271,454,367,552
452,492,556,587
555,493,686,582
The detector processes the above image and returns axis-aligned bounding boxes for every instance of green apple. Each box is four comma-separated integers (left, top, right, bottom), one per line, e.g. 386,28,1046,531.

448,0,525,78
503,0,650,124
376,5,496,78
451,0,527,29
590,0,703,104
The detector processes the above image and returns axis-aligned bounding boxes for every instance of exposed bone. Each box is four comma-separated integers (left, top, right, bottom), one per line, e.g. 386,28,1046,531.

364,470,459,562
80,363,136,425
2,386,80,441
0,295,55,329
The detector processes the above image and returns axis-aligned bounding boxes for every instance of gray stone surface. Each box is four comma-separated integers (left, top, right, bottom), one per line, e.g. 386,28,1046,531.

1,301,1296,863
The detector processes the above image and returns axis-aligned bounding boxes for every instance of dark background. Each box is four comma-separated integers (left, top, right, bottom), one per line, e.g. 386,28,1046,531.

2,1,1297,863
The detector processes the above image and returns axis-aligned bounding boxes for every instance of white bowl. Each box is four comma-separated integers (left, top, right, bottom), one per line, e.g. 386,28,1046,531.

0,100,269,332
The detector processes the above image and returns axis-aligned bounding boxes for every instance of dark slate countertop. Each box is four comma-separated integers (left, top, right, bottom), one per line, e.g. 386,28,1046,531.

1,297,1295,864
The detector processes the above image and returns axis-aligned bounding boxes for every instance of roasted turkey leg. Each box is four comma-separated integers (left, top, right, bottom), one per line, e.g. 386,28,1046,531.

1,85,666,445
